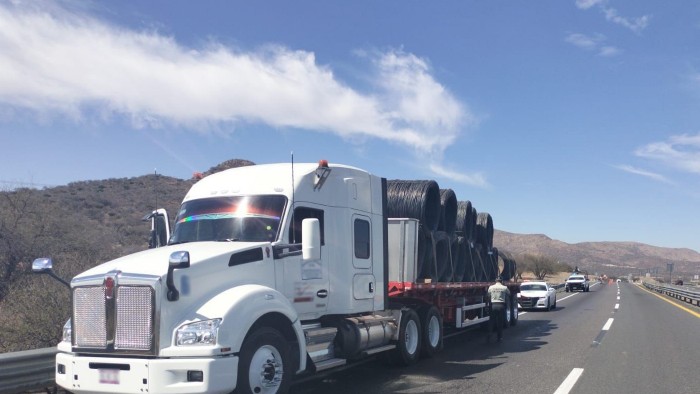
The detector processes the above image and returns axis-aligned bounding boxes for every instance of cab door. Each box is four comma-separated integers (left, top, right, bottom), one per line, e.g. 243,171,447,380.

278,206,329,320
351,214,375,304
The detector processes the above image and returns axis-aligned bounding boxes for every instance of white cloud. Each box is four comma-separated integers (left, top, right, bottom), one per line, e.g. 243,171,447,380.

603,8,650,34
0,2,476,174
615,164,673,184
598,46,620,57
574,1,650,33
575,0,606,10
565,33,599,50
428,163,488,188
565,33,620,57
635,133,700,174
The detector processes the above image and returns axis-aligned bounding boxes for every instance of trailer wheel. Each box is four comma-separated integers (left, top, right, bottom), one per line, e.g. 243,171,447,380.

504,297,512,328
235,327,291,394
418,305,442,358
510,295,519,326
389,309,422,366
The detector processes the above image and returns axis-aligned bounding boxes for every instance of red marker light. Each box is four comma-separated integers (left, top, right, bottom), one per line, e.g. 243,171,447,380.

318,159,329,168
104,276,115,299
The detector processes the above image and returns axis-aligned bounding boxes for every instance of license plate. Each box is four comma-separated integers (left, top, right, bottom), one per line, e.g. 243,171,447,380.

99,369,120,385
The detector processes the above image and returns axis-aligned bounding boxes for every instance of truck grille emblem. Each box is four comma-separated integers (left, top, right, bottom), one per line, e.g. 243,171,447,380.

104,276,116,299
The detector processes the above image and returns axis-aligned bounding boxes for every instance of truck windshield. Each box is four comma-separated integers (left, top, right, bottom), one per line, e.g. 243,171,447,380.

169,195,287,244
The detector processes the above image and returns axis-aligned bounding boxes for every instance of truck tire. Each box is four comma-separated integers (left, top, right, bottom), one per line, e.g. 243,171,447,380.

389,309,422,366
510,295,519,326
418,305,442,358
235,327,291,394
503,297,512,328
545,298,551,312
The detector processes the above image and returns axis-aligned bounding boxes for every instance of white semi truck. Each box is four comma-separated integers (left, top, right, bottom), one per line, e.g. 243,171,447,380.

33,161,520,394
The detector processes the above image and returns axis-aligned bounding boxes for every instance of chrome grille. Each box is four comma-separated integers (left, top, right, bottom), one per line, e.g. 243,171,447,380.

73,287,107,348
72,282,155,353
115,286,153,350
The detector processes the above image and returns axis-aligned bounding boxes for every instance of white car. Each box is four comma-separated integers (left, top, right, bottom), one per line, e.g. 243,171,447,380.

517,281,557,311
565,274,590,292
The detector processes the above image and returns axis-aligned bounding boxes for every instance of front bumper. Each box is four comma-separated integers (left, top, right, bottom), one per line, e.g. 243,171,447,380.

55,352,238,394
518,296,549,309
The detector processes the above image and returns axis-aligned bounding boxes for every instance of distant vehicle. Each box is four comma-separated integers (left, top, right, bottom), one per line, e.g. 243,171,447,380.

616,278,621,283
674,279,684,286
517,281,557,311
565,273,590,292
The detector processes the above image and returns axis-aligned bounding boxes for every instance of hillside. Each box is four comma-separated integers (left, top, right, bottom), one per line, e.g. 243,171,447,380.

494,230,700,277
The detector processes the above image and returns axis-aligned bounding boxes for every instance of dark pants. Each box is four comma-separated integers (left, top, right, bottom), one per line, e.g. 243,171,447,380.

490,302,506,340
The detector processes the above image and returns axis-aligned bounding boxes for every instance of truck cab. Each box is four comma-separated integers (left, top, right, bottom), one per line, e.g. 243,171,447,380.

40,161,390,394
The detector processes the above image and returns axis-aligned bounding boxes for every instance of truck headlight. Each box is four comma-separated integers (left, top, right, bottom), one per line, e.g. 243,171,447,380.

176,319,222,346
62,319,72,343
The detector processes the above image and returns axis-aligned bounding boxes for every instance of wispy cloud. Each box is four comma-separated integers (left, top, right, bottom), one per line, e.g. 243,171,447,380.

575,0,605,10
565,33,620,57
635,133,700,174
602,8,650,34
0,2,484,183
429,163,488,188
575,0,651,34
614,164,674,184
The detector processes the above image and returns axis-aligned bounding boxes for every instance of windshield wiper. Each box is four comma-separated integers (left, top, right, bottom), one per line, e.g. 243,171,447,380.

216,238,240,242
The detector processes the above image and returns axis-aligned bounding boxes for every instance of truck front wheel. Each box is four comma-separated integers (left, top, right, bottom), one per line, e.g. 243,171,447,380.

236,327,291,394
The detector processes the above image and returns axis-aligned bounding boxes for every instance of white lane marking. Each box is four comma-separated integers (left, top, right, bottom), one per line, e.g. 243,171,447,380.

614,304,619,310
554,368,585,394
602,318,614,331
616,296,620,300
558,293,579,301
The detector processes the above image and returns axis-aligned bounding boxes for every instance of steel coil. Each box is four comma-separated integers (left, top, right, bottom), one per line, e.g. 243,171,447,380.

471,243,484,282
476,212,494,251
452,236,468,282
416,226,436,281
455,201,473,240
434,231,453,282
387,180,441,232
438,189,457,237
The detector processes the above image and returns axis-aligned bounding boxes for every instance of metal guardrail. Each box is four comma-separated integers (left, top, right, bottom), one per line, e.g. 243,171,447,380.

643,281,700,307
0,347,57,394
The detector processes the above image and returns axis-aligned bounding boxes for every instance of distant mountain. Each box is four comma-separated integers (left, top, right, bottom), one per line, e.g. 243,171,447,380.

494,230,700,278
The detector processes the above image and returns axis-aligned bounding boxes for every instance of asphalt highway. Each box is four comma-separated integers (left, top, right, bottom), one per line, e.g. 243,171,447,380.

291,281,700,394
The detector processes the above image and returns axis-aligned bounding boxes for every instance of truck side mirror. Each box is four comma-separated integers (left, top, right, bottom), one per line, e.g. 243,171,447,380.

166,251,190,301
32,257,53,273
302,218,321,261
143,209,171,248
32,257,71,289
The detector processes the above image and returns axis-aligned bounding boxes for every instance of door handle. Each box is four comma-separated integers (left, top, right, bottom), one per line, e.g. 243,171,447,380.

369,282,374,293
316,289,328,298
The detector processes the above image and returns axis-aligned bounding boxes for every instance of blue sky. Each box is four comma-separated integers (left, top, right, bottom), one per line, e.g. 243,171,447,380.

2,0,700,252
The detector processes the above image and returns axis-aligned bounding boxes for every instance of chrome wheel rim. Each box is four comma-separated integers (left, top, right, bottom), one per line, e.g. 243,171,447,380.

248,344,283,394
405,319,419,355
